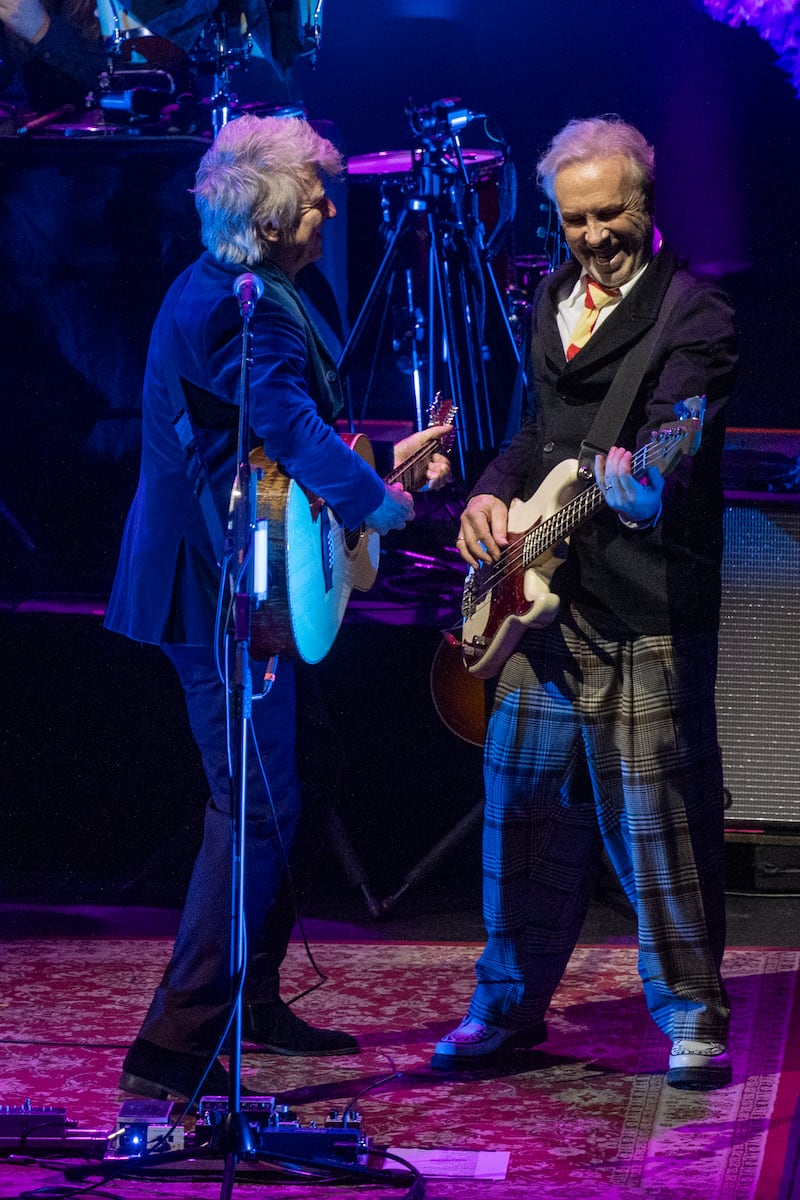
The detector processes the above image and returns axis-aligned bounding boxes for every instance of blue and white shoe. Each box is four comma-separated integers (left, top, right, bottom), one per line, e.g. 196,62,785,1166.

666,1040,732,1090
430,1016,547,1072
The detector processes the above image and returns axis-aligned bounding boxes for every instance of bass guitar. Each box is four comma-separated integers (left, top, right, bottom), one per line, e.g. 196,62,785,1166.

458,405,705,681
248,396,455,664
429,405,705,746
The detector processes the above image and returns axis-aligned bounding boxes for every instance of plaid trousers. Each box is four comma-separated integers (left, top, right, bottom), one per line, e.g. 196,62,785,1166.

469,607,730,1044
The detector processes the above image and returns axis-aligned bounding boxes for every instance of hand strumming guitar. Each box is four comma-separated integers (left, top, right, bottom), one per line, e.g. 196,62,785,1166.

456,493,509,567
365,484,415,535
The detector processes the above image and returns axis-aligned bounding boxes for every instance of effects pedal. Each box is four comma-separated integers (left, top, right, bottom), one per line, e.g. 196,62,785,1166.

195,1096,367,1164
0,1101,107,1157
108,1099,184,1156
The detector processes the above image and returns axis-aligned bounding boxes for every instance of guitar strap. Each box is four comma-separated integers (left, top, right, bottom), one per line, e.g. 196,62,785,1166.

172,406,227,566
157,284,228,566
577,270,696,481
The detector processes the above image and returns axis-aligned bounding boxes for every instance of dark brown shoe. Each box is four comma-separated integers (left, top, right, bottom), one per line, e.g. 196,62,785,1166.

242,1000,359,1056
119,1037,241,1106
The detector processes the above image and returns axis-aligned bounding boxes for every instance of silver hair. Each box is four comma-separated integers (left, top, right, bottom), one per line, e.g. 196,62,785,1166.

193,114,344,266
536,116,655,209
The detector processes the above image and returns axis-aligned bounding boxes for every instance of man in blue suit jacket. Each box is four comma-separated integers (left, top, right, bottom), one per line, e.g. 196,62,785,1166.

106,113,450,1103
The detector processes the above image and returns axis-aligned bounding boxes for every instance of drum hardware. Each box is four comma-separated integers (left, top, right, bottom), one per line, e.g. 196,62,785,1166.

95,66,177,123
536,199,569,272
103,22,155,56
92,1,317,138
504,254,550,348
237,102,307,120
97,0,189,73
339,98,520,482
188,5,256,136
97,0,163,61
298,0,326,65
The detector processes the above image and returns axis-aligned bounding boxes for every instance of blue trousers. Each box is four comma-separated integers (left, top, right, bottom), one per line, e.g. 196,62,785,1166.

137,644,301,1054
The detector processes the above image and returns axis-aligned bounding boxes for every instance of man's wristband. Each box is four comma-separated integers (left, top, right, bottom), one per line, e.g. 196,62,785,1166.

618,501,662,531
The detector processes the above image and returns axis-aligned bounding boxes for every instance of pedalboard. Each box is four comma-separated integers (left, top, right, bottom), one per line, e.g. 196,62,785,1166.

0,1096,368,1167
0,1102,108,1157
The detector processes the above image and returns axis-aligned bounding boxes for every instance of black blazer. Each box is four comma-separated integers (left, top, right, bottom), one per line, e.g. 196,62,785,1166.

473,246,738,636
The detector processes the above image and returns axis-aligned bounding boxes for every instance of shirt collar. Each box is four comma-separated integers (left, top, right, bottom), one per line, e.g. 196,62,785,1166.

565,225,663,305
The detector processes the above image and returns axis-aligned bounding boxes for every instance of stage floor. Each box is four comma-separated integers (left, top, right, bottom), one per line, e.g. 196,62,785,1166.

1,922,799,1200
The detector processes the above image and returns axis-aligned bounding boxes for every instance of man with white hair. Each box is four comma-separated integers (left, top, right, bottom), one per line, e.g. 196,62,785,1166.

106,114,450,1103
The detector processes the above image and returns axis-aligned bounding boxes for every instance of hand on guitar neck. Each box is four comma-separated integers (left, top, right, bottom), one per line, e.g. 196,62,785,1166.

393,424,455,493
365,423,454,534
456,443,663,565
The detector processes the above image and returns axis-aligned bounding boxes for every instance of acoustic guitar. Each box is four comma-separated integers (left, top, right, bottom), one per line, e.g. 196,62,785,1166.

248,397,456,663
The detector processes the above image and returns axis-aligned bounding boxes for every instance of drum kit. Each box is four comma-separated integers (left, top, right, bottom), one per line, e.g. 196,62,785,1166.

5,0,550,464
6,0,322,138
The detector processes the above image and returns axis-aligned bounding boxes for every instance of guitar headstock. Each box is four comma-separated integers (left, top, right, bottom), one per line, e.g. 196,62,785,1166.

427,392,457,455
648,399,706,476
674,394,706,426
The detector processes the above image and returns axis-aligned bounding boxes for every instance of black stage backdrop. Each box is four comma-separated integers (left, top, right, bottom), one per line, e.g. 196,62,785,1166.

2,0,800,907
0,132,350,600
0,136,204,598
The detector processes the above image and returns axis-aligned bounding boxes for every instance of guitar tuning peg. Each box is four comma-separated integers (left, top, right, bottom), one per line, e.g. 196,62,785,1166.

674,395,706,422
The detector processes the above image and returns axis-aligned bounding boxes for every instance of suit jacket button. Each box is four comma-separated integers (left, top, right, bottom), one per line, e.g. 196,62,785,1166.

326,369,337,382
543,441,555,453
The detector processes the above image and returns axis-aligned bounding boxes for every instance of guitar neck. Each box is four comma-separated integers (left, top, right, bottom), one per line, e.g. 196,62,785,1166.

522,438,664,564
385,436,444,492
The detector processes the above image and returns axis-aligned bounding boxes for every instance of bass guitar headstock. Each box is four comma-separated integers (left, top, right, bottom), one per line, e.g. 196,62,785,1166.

648,396,706,476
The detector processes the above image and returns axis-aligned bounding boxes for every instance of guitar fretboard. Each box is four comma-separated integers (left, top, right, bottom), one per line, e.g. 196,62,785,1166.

387,437,448,492
464,424,694,617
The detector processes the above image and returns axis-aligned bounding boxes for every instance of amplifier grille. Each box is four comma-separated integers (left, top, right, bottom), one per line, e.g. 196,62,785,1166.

717,504,800,826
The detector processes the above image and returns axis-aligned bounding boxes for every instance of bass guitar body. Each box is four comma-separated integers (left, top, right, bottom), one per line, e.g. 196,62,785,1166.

461,458,583,678
429,635,490,747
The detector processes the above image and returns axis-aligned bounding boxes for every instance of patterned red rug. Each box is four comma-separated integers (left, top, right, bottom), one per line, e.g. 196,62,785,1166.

1,937,799,1199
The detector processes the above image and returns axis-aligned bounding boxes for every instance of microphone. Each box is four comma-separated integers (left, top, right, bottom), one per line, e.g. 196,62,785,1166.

234,272,264,318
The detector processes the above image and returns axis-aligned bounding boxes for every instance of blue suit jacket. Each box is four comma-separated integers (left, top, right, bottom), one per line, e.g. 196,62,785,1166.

105,253,384,646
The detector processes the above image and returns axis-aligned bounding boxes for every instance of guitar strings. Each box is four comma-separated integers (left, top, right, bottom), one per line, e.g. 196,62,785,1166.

465,428,688,612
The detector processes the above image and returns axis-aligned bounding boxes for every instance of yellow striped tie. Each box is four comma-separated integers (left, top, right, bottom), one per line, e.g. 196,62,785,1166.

566,278,622,361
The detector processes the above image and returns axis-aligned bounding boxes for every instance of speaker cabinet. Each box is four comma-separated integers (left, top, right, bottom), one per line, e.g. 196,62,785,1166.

717,502,800,828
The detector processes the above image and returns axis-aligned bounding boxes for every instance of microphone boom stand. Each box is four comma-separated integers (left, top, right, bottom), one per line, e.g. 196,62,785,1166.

62,272,427,1195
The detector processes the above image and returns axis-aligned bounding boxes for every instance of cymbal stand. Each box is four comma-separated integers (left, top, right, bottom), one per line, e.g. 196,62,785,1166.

338,102,519,482
200,3,254,135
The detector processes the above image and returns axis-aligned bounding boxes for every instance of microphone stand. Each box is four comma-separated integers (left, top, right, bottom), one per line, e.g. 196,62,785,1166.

216,271,264,1197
